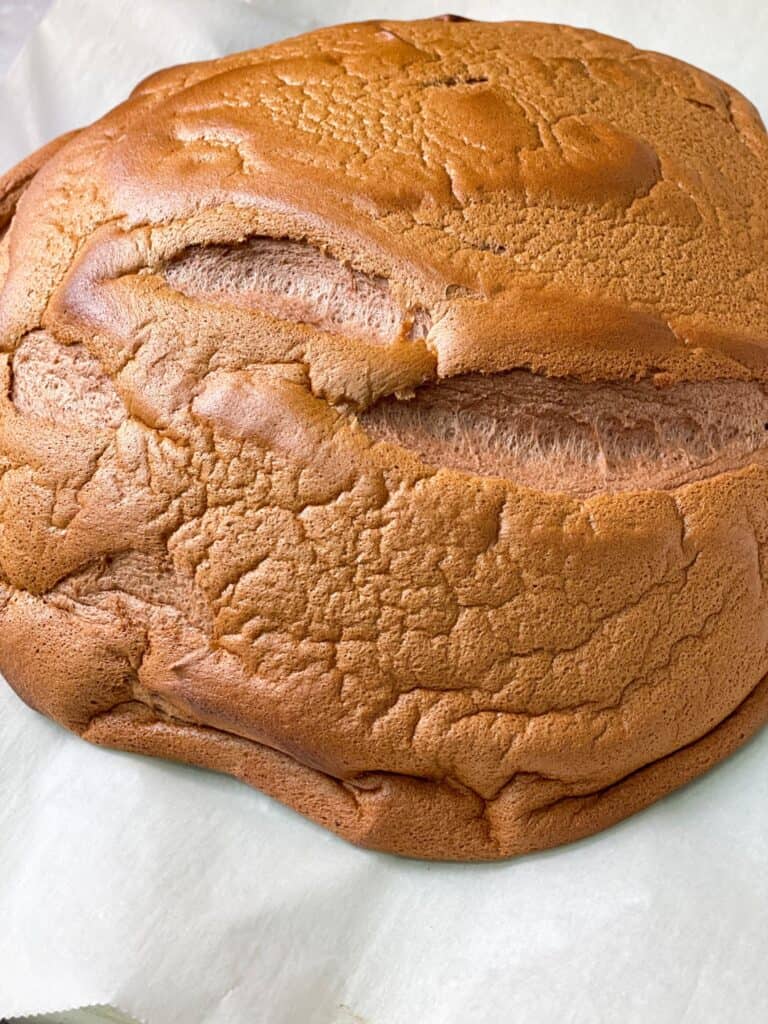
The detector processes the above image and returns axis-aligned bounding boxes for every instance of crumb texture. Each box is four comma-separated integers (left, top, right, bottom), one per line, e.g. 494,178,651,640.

162,238,424,343
11,331,125,429
1,18,768,859
360,373,768,494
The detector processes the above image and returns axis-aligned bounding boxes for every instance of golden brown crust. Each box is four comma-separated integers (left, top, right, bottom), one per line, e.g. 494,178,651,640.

1,19,768,859
0,131,79,237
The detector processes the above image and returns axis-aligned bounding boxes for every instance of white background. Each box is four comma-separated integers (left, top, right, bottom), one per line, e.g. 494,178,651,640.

1,2,767,1022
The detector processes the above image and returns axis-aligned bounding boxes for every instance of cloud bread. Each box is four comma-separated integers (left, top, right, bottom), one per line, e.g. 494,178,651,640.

1,17,768,859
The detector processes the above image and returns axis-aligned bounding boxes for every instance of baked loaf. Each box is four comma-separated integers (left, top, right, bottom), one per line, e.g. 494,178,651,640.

2,17,768,860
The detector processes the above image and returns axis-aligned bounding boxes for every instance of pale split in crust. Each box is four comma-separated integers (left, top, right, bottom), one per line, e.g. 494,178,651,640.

1,18,768,859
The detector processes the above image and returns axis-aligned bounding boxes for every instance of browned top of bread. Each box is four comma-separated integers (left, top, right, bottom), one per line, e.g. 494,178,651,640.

2,19,768,860
3,18,768,388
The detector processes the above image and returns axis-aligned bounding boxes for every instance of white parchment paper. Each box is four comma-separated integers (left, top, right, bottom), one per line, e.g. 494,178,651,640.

1,1,767,1021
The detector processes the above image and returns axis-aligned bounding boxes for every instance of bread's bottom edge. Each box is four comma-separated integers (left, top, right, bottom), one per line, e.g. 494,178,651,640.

71,669,768,861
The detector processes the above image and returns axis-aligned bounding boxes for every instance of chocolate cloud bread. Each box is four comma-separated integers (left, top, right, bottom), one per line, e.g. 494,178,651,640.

1,17,768,859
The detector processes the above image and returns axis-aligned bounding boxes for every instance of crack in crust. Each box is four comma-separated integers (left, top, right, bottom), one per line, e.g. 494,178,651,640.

359,372,768,495
161,236,432,344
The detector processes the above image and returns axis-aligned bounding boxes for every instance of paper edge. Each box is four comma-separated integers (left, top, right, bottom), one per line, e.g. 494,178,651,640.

4,1007,144,1024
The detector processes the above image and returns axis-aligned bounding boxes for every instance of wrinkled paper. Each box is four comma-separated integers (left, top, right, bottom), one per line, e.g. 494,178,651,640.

1,1,767,1020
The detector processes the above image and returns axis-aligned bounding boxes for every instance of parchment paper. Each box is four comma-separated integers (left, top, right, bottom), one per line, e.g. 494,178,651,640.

1,1,767,1021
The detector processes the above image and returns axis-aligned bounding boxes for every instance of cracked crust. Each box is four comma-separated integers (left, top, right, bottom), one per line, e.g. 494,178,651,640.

1,18,768,859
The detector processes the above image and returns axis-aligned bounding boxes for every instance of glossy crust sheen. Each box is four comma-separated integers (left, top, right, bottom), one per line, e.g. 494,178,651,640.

2,18,768,860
